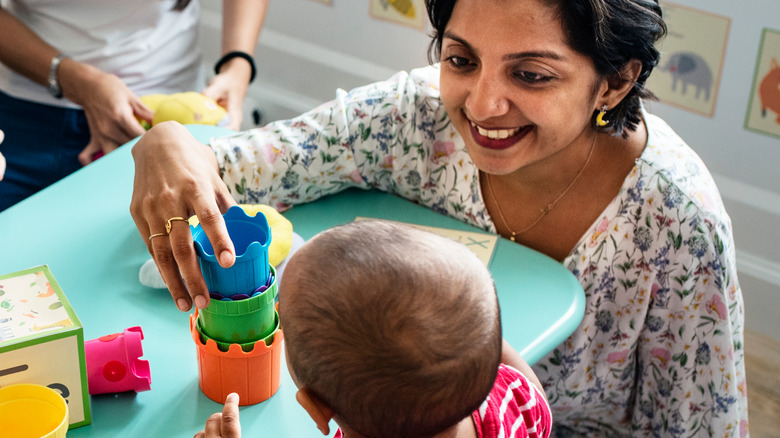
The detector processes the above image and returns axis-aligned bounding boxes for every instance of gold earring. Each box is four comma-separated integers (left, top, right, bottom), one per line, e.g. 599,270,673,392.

596,105,609,127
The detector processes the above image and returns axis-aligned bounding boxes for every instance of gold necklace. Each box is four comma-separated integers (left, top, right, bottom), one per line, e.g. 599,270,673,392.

484,133,598,241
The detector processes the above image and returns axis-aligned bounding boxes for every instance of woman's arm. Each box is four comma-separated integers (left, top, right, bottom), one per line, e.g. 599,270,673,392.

130,69,436,311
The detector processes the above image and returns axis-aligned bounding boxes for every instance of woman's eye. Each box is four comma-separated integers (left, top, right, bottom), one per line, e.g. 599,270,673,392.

446,56,473,68
515,70,552,83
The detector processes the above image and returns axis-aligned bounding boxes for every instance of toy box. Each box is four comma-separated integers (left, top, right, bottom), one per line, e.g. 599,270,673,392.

0,265,91,429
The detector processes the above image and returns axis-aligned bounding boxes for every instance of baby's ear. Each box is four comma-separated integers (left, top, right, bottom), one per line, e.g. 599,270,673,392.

296,387,334,436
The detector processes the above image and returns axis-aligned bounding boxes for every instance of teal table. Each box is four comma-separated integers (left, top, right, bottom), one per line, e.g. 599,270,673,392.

0,125,583,437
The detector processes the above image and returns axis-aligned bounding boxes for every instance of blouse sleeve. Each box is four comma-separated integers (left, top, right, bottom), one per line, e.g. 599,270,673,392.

208,67,443,210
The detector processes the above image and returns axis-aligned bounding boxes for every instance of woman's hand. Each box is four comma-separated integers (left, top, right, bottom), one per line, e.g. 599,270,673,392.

130,121,237,311
194,393,242,438
58,59,153,164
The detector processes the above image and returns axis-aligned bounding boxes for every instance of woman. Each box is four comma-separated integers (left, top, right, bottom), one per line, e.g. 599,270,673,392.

131,0,748,435
0,0,268,211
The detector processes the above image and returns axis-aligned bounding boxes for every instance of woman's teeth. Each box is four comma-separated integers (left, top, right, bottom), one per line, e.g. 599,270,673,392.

471,122,521,140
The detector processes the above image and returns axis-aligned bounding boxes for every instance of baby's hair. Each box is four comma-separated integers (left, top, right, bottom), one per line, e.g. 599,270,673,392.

279,221,502,438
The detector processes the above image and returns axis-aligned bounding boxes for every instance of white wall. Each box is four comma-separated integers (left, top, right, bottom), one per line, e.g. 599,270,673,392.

199,0,780,341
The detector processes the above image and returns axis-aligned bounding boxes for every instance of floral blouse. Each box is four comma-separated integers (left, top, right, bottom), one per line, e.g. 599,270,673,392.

211,66,748,437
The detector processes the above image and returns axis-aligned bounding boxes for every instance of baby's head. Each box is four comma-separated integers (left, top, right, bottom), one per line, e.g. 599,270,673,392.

279,220,501,438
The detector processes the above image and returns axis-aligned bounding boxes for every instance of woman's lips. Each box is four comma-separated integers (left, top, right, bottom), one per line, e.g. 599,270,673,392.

469,121,531,150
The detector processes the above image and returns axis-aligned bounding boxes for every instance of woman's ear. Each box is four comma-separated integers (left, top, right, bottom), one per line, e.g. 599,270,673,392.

296,387,334,436
600,59,643,108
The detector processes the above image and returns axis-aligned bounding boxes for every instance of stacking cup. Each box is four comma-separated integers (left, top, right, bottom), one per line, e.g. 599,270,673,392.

0,384,69,438
192,206,271,297
198,266,278,344
190,312,283,406
195,310,280,352
84,326,151,395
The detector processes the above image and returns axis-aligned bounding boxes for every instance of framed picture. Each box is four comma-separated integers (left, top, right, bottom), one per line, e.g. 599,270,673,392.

646,2,731,117
745,28,780,139
369,0,426,31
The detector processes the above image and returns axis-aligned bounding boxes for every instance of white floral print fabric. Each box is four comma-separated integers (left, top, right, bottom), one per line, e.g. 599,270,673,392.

211,65,748,437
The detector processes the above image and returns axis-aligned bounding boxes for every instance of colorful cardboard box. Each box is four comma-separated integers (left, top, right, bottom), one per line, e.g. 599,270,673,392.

0,265,91,428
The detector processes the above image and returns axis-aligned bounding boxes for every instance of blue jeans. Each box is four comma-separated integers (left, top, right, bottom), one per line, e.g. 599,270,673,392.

0,91,89,212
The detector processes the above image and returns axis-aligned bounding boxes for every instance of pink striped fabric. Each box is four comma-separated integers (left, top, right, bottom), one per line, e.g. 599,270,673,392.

473,364,552,438
333,364,551,438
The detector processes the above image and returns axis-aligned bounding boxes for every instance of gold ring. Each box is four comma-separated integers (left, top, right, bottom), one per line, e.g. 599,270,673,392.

165,217,188,234
148,232,167,241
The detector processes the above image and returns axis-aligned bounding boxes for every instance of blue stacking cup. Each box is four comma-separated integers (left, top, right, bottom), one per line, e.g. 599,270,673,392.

191,206,271,297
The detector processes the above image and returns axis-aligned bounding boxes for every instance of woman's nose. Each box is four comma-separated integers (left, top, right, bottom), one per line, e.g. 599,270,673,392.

466,71,510,120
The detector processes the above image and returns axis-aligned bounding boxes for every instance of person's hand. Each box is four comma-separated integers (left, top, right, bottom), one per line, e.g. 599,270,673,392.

194,393,242,438
58,60,153,165
76,71,153,164
202,65,251,131
129,121,237,311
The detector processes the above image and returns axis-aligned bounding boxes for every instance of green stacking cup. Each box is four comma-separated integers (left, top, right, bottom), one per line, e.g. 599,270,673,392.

199,266,277,344
195,311,281,352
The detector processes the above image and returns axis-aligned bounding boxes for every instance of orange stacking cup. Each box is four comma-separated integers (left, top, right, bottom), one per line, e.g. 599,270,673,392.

190,312,283,406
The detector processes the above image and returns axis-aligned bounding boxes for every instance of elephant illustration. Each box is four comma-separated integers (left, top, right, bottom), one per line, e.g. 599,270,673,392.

759,57,780,124
661,51,713,101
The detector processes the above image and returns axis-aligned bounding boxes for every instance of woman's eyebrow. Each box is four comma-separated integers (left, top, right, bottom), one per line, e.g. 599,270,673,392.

442,31,565,62
442,31,478,55
504,51,565,62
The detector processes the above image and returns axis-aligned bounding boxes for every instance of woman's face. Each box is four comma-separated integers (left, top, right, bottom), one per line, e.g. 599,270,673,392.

439,0,607,176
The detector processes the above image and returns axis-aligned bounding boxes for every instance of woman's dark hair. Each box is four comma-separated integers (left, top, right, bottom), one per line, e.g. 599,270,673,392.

426,0,667,138
172,0,191,11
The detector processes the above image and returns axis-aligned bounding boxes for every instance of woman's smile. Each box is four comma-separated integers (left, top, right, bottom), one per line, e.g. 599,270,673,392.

468,120,531,150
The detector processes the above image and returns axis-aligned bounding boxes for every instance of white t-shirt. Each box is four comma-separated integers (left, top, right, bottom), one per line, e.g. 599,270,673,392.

0,0,203,108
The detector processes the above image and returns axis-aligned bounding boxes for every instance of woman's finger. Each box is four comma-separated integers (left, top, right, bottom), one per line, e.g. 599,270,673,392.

168,215,211,310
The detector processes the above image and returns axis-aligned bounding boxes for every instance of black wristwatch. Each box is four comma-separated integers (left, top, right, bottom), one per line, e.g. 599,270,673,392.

47,53,68,99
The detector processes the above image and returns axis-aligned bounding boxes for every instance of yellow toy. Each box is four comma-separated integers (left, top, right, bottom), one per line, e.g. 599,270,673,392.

139,92,229,130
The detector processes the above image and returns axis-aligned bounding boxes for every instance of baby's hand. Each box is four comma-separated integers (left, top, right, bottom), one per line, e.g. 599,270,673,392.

194,393,242,438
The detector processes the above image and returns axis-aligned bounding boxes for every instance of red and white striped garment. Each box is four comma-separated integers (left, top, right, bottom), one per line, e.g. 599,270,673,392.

473,364,552,438
333,364,551,438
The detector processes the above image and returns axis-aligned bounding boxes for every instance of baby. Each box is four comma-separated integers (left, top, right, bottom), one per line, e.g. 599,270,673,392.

196,220,551,438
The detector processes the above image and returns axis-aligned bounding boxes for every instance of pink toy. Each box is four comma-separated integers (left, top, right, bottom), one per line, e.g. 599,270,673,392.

84,326,151,395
